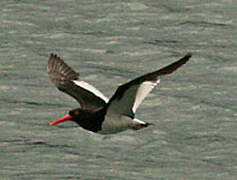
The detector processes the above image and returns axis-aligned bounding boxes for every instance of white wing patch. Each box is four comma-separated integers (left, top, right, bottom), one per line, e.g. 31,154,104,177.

132,79,160,113
133,118,146,125
106,79,160,117
73,80,109,102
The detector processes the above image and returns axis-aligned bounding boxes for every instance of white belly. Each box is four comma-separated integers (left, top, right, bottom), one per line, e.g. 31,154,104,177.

98,115,133,134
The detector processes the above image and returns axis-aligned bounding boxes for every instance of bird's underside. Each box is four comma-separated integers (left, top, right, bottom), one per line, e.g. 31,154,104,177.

47,53,192,134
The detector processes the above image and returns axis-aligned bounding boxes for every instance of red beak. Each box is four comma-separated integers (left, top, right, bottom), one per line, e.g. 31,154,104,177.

50,115,73,125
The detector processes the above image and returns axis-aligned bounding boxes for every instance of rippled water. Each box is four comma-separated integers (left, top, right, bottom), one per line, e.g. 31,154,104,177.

1,0,237,179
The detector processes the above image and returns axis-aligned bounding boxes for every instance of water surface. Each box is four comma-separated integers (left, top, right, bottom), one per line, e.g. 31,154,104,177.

0,0,237,179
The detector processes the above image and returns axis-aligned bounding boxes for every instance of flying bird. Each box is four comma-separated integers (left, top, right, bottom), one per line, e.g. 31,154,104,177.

47,53,191,134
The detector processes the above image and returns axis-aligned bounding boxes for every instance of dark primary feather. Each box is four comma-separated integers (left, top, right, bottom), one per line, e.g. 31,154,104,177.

47,54,106,110
106,53,192,117
47,54,79,85
110,53,191,100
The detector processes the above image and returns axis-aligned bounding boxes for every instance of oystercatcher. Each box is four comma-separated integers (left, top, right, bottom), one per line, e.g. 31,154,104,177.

48,53,191,134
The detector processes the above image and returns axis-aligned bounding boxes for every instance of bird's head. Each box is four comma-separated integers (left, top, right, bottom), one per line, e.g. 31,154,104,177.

49,108,81,126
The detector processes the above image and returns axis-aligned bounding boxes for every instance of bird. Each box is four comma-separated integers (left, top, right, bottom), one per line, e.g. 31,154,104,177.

47,53,192,134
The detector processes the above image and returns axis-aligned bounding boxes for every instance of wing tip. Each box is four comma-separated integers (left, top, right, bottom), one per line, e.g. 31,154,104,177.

184,52,192,59
49,53,60,60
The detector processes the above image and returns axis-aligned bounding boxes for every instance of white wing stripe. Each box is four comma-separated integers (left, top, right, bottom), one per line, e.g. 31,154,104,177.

132,79,160,113
133,118,146,125
73,80,109,102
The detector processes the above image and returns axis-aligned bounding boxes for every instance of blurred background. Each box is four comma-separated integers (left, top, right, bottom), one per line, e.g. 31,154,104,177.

0,0,236,179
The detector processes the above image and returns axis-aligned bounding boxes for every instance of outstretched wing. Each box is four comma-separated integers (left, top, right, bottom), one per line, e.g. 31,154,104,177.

47,54,108,110
106,53,192,118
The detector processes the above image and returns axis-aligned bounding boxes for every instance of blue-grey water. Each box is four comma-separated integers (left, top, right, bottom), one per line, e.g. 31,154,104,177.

1,0,237,179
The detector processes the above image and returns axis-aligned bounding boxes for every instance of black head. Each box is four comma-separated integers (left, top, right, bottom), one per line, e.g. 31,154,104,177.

50,108,105,132
50,108,82,126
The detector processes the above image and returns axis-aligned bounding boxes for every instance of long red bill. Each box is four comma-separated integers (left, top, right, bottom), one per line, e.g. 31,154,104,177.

50,115,73,125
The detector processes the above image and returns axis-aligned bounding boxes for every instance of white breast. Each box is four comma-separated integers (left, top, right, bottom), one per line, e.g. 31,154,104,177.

99,115,133,134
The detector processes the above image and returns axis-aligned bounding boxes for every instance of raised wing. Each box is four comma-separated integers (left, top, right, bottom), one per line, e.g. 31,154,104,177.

47,54,108,110
106,53,192,118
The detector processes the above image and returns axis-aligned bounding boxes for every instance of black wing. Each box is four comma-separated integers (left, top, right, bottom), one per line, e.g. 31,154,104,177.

106,53,192,118
47,54,108,110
